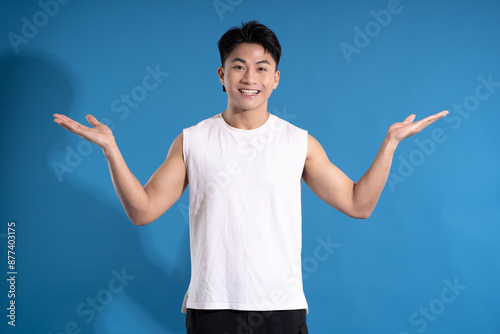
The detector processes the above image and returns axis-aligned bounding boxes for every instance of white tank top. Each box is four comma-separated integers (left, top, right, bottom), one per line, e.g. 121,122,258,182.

181,112,309,313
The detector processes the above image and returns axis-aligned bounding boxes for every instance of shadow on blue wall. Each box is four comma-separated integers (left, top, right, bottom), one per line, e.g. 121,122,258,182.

0,53,189,333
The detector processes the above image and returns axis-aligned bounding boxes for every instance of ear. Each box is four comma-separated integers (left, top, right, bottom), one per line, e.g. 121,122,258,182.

217,66,225,86
273,70,280,89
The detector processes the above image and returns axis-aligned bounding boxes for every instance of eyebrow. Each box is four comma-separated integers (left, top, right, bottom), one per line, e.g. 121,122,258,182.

230,57,271,65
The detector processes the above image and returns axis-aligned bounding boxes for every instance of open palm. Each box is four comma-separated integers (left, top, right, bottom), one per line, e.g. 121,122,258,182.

387,110,449,143
53,113,114,150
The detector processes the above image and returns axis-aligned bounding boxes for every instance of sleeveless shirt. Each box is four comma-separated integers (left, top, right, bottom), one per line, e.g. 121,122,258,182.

181,112,309,313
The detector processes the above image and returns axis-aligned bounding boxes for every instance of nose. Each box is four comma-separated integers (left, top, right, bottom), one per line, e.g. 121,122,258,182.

241,68,256,84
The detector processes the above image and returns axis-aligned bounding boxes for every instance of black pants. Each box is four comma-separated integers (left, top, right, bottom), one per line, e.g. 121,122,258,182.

186,308,308,334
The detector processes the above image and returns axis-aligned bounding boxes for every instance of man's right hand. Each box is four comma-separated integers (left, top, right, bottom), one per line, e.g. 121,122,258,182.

53,112,187,226
53,114,115,152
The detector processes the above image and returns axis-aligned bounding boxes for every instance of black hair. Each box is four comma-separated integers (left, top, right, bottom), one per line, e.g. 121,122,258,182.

218,21,281,92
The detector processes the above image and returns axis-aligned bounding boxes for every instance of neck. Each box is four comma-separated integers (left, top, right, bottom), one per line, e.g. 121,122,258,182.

221,107,270,130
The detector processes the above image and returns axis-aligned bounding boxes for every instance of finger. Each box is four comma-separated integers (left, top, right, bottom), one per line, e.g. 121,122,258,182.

53,113,69,123
54,115,91,135
53,113,73,127
435,110,449,118
53,114,79,127
417,110,449,125
55,119,79,133
53,116,77,131
53,113,73,120
421,110,449,122
403,114,416,124
413,110,449,131
86,114,101,127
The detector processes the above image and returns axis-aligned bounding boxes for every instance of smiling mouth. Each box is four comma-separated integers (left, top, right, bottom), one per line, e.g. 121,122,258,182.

239,89,260,95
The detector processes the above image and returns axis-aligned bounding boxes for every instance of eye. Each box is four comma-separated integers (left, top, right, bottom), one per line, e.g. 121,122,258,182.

258,67,267,71
234,65,244,70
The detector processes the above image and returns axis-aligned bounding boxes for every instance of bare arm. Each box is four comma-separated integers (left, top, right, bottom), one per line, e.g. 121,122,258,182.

302,111,448,219
53,114,187,226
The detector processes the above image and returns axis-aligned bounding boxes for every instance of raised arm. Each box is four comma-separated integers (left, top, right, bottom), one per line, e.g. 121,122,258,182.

53,114,187,226
302,110,448,219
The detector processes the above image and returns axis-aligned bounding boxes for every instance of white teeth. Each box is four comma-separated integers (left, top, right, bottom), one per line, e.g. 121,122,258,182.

239,89,259,95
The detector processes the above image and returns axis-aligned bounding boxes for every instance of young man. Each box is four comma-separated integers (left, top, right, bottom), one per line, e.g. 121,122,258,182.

53,21,448,334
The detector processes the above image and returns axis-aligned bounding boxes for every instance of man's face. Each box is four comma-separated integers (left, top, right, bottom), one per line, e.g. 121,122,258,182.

218,42,280,113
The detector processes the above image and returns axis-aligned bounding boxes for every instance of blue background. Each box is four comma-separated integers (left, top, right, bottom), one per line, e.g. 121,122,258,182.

1,0,499,333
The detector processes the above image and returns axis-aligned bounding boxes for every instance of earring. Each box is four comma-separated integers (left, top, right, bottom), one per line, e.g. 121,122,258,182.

222,85,226,92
